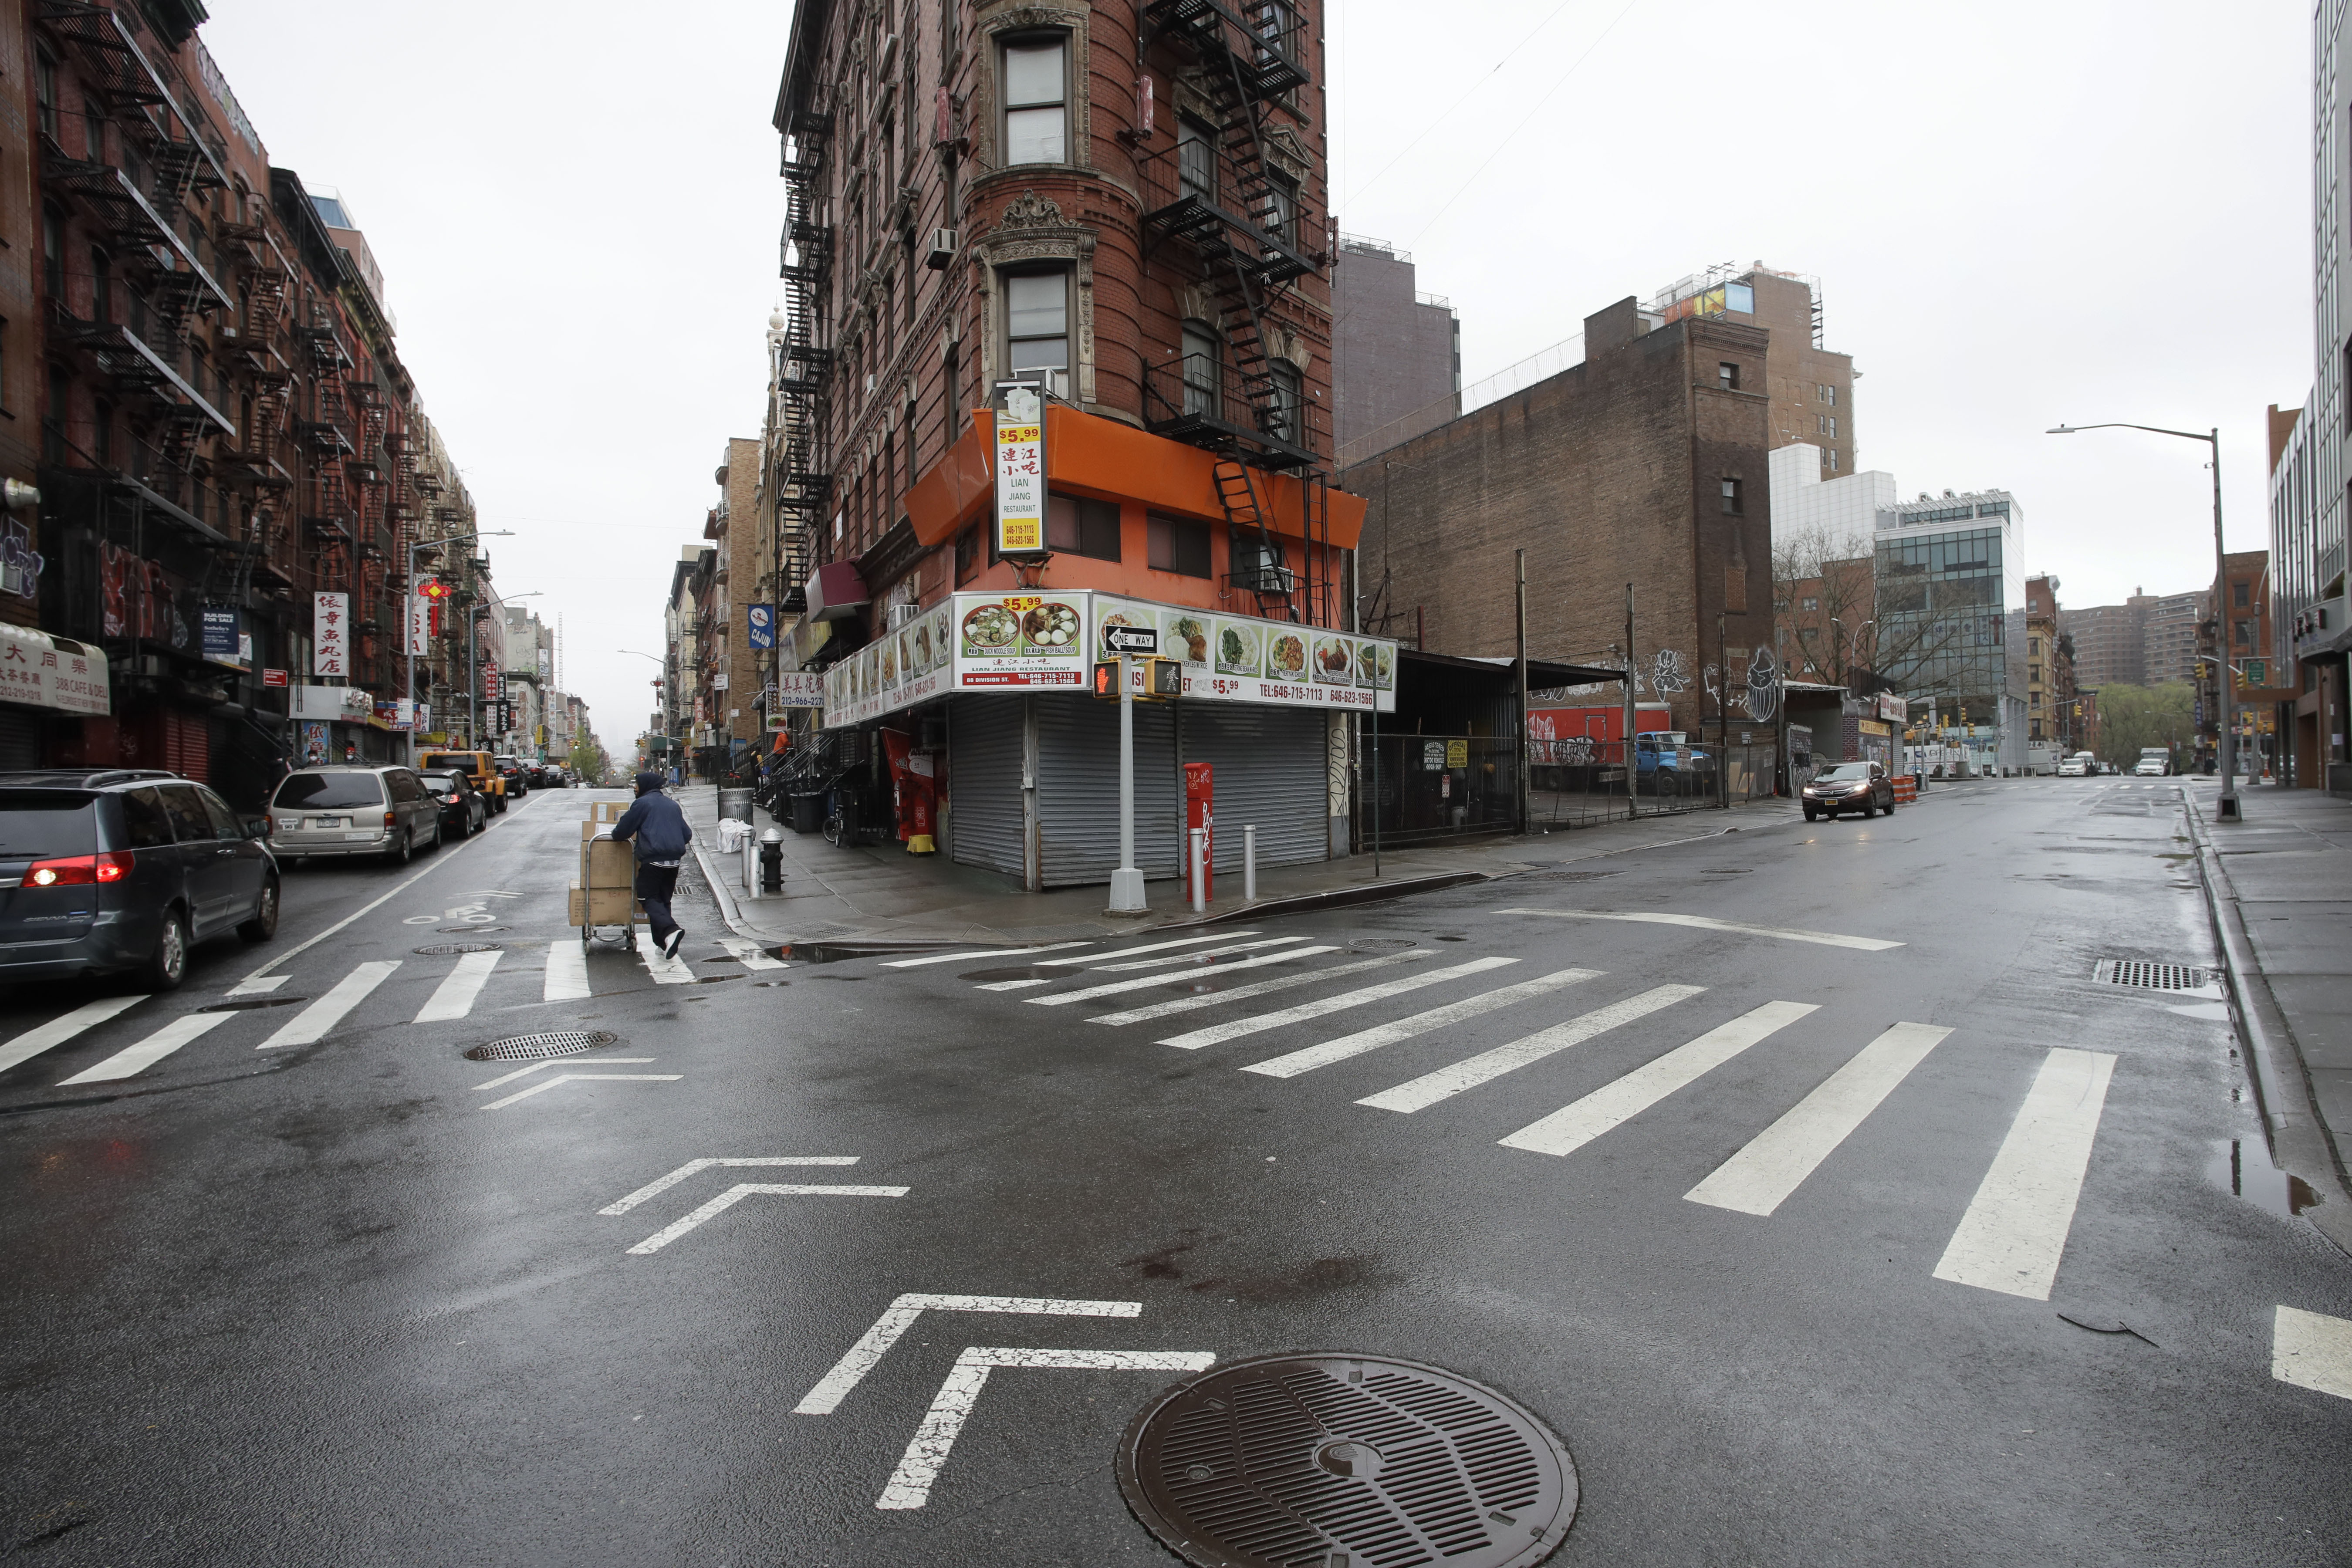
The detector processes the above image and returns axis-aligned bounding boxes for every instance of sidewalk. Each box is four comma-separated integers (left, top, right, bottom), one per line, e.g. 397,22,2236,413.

2182,780,2352,1252
675,782,1807,950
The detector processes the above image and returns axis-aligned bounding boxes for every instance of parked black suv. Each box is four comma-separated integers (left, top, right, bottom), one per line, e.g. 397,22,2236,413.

0,769,278,990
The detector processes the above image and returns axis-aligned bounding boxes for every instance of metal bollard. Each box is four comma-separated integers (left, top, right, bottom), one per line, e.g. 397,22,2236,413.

1244,825,1256,902
1190,828,1206,913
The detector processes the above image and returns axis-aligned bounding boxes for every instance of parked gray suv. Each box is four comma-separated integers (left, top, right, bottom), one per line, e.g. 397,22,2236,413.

269,766,443,867
0,769,279,990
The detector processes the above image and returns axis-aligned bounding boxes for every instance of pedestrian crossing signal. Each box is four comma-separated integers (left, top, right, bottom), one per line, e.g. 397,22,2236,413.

1093,659,1118,698
1093,656,1184,701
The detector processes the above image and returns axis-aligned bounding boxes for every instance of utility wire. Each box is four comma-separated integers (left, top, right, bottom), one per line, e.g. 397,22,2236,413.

1404,0,1644,249
1340,0,1587,209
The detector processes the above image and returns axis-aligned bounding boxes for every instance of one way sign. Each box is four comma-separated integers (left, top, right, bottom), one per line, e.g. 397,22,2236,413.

1103,625,1159,655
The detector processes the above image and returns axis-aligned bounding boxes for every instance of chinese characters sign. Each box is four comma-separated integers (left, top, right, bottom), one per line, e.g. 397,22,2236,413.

993,387,1046,556
312,592,348,677
0,626,108,715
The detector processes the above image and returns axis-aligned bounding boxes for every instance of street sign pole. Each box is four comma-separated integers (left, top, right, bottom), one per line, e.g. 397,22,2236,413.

1108,652,1146,912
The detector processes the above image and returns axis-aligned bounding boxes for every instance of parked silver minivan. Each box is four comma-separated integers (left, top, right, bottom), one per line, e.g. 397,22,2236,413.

269,766,442,867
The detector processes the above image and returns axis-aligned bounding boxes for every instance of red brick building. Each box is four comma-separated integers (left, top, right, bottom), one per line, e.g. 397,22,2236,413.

764,0,1394,888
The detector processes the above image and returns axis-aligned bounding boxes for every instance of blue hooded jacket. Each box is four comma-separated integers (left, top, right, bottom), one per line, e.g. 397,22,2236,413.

610,772,693,864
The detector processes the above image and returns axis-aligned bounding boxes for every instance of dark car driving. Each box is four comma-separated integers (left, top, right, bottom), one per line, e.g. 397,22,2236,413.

1802,760,1896,821
0,769,278,990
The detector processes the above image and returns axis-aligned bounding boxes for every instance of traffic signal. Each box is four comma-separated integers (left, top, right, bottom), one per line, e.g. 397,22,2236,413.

1093,659,1118,699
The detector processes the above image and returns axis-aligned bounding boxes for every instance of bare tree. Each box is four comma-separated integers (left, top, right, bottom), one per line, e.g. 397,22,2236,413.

1771,518,1974,703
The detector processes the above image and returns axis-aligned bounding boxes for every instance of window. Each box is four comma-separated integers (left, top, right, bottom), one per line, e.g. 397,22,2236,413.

92,397,112,466
90,249,111,324
1004,270,1068,388
1826,449,1838,472
1181,319,1219,417
1827,416,1837,438
43,363,66,463
1718,362,1738,391
34,51,56,142
1047,492,1120,560
1819,384,1837,406
84,101,104,165
1230,530,1284,588
1178,115,1217,203
954,524,980,584
1267,358,1302,445
1148,513,1211,577
2234,618,2254,647
158,784,215,841
199,786,247,837
1801,596,1819,612
1720,477,1743,514
2234,580,2250,607
1001,36,1067,164
41,208,62,304
120,787,171,848
1263,171,1297,248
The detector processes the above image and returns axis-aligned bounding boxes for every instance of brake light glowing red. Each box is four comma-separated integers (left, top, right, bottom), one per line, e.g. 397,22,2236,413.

25,851,132,887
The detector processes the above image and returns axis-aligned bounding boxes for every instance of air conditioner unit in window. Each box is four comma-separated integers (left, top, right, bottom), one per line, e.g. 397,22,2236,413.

926,229,957,269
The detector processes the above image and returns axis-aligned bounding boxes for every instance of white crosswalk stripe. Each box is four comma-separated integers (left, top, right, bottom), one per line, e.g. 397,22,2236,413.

260,961,402,1049
1025,944,1340,1006
717,936,790,971
0,997,144,1075
1684,1022,1950,1215
415,949,503,1023
1240,967,1602,1080
1035,932,1259,966
640,945,697,984
1154,956,1517,1051
1089,936,1305,973
1498,1000,1818,1156
544,941,591,1001
883,941,1094,968
1358,983,1704,1113
1085,950,1435,1027
1932,1048,2115,1300
58,1010,235,1085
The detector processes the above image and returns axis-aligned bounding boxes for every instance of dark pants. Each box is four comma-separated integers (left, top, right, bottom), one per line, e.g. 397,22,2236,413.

635,862,681,942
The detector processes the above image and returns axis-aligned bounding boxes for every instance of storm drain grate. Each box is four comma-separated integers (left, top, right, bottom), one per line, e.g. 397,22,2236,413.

462,1029,618,1063
1119,1352,1577,1568
2094,959,2212,991
415,942,503,956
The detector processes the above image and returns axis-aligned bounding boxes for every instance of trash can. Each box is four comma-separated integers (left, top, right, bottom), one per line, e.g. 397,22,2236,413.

718,786,754,823
790,792,825,834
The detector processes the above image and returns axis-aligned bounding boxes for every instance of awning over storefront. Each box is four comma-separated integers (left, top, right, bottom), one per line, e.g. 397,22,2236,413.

0,625,109,715
904,405,1367,551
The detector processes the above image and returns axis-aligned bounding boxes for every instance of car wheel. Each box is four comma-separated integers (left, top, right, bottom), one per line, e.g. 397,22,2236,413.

387,827,412,866
238,877,280,943
1862,797,1876,818
429,818,445,851
1803,806,1818,821
282,855,305,871
140,906,189,992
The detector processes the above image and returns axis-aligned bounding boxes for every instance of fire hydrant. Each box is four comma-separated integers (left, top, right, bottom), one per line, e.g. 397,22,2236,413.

759,827,785,894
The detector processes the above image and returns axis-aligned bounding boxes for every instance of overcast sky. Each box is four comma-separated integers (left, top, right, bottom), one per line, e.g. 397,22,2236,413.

201,0,2307,731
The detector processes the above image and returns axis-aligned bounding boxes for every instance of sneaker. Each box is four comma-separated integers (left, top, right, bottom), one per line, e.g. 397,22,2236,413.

663,928,686,959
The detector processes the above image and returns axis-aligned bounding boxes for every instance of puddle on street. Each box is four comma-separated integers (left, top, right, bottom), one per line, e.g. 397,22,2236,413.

2205,1139,2322,1217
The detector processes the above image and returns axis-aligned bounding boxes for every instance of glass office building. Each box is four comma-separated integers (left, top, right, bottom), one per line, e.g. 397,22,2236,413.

1873,490,2028,770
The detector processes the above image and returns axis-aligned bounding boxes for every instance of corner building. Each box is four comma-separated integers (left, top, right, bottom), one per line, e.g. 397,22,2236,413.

768,0,1386,889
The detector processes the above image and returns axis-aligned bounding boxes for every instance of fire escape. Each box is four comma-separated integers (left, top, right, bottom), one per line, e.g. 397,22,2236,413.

220,217,294,584
774,95,834,614
1139,0,1332,624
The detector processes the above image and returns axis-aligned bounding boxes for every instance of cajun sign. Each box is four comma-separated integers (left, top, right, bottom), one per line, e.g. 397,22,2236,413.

993,384,1047,557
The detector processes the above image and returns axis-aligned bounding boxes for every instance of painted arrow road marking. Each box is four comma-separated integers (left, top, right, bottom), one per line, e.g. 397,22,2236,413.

480,1072,680,1110
625,1181,906,1254
473,1058,656,1093
794,1294,1143,1415
599,1156,863,1215
877,1348,1216,1510
1494,908,1905,951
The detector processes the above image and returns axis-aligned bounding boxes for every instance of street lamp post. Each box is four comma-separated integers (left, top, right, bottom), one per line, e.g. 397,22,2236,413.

2048,422,2237,821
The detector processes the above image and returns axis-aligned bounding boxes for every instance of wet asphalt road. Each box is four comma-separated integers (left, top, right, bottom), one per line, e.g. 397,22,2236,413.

1,779,2348,1566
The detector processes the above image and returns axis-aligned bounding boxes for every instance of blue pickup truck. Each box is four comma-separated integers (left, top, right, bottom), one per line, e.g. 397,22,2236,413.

1635,732,1712,797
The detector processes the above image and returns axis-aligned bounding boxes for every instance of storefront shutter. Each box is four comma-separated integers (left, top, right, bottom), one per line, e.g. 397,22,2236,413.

0,706,40,770
947,696,1026,877
1177,705,1328,871
1034,694,1179,887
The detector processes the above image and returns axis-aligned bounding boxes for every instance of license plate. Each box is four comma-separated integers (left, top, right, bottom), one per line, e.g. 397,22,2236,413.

342,831,374,842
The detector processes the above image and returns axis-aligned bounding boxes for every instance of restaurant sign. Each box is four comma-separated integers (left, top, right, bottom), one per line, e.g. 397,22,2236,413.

0,626,108,715
992,384,1047,557
823,591,1398,728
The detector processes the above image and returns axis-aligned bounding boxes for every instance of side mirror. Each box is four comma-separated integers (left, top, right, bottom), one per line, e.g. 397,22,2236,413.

245,817,270,839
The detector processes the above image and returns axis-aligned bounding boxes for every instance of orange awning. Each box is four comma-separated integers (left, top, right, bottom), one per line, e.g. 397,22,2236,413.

904,406,1365,551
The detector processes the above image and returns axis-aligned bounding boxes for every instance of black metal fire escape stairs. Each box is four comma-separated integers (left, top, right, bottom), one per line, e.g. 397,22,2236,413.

1140,0,1333,622
775,97,835,615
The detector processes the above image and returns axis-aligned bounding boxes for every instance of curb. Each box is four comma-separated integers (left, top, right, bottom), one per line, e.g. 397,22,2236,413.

2180,790,2352,1257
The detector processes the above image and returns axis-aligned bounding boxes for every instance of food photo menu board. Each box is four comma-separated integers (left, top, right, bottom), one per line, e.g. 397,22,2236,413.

825,591,1396,727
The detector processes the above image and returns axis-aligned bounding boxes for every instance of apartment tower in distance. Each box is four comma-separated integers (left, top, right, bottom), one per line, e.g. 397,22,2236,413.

1331,235,1459,460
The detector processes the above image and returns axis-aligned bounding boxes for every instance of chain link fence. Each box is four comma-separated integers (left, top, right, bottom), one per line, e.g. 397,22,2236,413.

1359,733,1785,844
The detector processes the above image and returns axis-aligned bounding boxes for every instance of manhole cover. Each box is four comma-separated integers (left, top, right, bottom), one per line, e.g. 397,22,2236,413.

2094,959,2212,991
1119,1352,1576,1568
415,942,503,956
462,1029,618,1062
1348,939,1419,953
